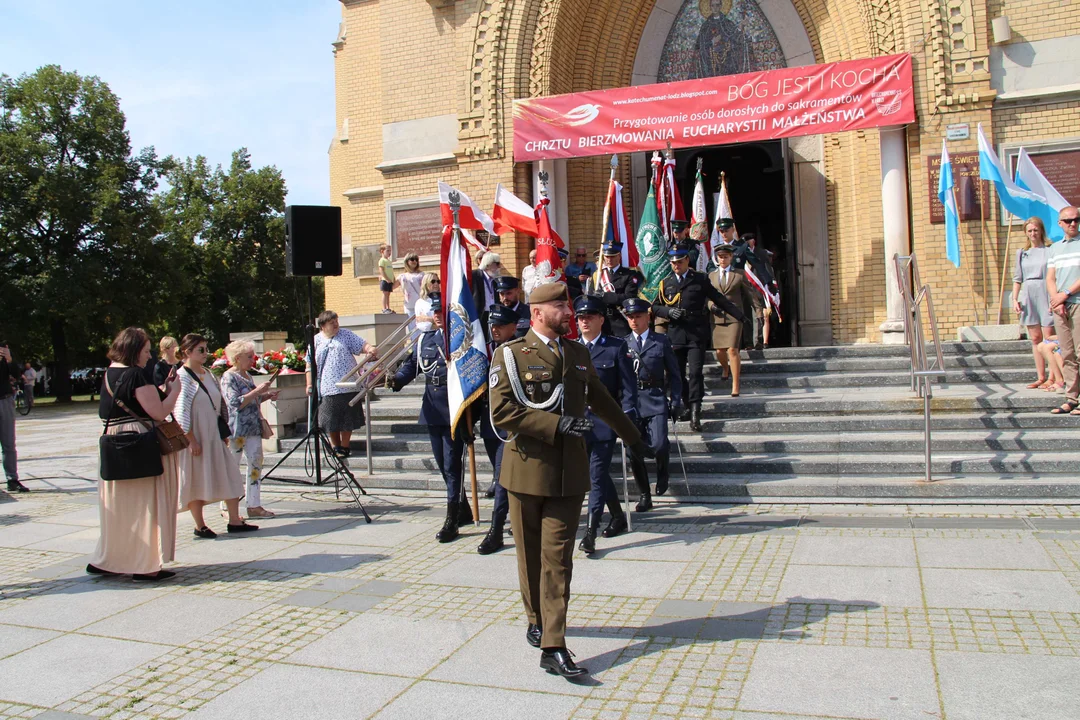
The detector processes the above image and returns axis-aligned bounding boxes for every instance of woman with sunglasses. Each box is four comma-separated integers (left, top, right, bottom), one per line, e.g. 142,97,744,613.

413,272,442,332
1012,217,1055,389
175,334,256,537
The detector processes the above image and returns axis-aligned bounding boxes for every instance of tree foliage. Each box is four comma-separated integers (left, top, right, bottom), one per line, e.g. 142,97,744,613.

0,66,322,401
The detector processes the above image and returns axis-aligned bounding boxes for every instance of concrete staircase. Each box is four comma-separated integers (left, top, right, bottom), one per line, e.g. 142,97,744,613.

263,340,1080,500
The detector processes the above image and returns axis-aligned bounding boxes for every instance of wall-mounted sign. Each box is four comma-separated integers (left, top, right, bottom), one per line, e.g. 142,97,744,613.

945,123,969,141
927,152,987,224
389,202,443,259
1009,148,1080,207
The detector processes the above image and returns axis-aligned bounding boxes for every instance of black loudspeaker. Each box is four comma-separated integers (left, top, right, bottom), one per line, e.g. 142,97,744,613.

285,205,343,277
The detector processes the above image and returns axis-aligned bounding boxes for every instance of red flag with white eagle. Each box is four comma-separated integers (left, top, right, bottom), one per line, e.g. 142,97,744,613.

533,185,578,339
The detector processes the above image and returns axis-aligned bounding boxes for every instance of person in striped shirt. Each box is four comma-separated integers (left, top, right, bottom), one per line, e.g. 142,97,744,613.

1046,206,1080,415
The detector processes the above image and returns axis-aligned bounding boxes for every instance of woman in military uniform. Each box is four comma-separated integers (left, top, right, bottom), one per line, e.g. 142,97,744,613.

709,243,760,397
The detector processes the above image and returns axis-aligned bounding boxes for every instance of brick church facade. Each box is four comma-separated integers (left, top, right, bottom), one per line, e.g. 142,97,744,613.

326,0,1079,344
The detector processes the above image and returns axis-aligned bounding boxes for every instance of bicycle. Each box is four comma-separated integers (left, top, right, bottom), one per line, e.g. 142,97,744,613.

13,386,31,416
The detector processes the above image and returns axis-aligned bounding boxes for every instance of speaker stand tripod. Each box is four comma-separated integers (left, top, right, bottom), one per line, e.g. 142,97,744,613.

260,277,371,523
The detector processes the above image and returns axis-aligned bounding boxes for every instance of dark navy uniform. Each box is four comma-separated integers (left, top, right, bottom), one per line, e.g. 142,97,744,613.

622,297,683,500
575,296,638,544
494,276,530,338
391,298,470,542
476,304,520,555
590,240,644,338
652,242,744,430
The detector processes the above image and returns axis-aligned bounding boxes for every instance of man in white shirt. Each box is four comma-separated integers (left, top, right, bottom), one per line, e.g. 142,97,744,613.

21,363,37,408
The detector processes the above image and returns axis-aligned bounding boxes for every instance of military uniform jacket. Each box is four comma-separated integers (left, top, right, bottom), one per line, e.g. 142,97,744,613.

591,265,644,337
490,329,642,497
392,331,452,427
652,269,745,348
507,301,531,338
707,268,761,324
624,331,682,418
479,337,511,441
581,334,637,443
731,242,775,288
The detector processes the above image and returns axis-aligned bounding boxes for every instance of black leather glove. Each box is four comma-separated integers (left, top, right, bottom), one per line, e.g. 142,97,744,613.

556,416,593,437
630,440,656,459
667,308,686,321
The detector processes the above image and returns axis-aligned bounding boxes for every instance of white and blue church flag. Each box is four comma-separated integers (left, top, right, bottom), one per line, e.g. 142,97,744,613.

938,140,961,268
1016,148,1069,241
439,191,490,438
977,123,1047,222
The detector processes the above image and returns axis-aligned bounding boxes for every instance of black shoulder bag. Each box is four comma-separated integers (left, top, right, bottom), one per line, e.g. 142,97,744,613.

99,371,165,481
185,367,231,440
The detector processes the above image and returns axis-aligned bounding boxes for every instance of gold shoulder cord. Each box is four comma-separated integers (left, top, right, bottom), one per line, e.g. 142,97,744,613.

658,278,681,306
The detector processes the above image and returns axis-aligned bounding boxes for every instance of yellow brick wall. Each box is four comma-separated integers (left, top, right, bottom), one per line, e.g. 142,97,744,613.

328,0,1080,342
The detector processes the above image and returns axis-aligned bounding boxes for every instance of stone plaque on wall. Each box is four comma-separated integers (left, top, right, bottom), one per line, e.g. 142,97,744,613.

1010,149,1080,207
927,152,987,224
391,204,443,259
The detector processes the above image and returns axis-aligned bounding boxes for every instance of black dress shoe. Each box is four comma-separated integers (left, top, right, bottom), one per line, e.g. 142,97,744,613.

193,526,217,539
540,648,588,678
6,480,29,493
226,522,259,533
86,563,119,576
526,624,543,648
635,493,653,513
578,527,596,555
602,515,627,538
656,476,669,496
133,569,176,582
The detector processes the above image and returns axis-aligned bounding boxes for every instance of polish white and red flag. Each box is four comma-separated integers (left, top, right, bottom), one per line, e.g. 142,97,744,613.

491,184,539,237
438,181,492,253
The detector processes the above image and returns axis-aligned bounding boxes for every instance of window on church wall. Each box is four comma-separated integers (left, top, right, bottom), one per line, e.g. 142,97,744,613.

657,0,786,83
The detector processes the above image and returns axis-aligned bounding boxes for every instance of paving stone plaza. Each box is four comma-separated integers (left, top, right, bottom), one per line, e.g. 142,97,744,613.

3,404,1080,720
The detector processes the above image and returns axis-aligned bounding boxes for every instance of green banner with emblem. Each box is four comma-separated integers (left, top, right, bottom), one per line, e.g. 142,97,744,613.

636,183,669,302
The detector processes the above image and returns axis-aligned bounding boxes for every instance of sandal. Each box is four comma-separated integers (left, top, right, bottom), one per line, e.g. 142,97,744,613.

1050,401,1079,415
1027,380,1047,389
247,507,276,518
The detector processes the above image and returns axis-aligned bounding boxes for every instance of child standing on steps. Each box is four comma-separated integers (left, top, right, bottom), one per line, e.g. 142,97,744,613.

378,243,397,313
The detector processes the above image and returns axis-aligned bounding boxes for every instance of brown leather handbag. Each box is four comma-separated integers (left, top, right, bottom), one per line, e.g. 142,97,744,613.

105,374,190,455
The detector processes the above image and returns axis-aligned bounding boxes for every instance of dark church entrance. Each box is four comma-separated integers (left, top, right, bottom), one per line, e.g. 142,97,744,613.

671,140,796,348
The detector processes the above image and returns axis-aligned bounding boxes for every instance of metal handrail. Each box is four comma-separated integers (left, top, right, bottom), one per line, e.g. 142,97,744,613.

893,253,945,482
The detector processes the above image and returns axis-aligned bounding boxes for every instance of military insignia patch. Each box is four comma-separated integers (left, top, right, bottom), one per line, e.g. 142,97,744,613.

528,365,544,370
525,372,534,380
489,373,499,388
541,382,551,392
575,365,587,371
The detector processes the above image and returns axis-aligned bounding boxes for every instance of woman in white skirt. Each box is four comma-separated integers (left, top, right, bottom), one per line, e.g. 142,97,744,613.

220,340,278,518
88,327,182,581
175,334,256,538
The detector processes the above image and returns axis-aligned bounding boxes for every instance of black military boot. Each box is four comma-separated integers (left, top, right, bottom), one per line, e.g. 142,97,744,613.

635,490,653,512
603,503,628,538
689,402,703,432
436,501,461,543
579,519,597,555
656,452,671,496
477,516,505,555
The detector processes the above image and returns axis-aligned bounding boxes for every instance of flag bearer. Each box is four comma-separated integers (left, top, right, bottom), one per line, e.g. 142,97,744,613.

590,239,644,338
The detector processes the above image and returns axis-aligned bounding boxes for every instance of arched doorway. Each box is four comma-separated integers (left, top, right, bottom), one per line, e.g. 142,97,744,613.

626,0,831,346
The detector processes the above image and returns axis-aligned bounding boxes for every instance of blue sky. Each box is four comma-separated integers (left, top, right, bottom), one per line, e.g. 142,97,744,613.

1,0,340,205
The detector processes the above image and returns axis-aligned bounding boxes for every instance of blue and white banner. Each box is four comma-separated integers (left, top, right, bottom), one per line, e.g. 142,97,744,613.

977,123,1047,222
1015,148,1068,241
938,140,961,268
440,223,489,438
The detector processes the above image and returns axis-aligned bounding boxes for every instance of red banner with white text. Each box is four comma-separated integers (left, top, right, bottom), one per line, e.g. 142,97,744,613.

513,53,915,161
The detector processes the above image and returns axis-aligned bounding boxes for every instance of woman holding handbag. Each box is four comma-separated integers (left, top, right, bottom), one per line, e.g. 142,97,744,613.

175,334,256,538
88,327,182,581
220,340,278,518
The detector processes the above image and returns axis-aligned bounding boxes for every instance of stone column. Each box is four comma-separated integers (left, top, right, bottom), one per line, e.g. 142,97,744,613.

879,126,912,344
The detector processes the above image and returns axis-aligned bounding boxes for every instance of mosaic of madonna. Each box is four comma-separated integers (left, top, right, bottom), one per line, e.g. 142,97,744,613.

658,0,786,82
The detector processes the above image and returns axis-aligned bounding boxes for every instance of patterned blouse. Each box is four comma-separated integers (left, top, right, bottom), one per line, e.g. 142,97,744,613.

306,328,370,396
221,370,264,438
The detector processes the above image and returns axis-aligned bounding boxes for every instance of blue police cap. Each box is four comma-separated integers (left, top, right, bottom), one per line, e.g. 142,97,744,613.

487,304,518,326
622,297,651,314
494,275,519,292
601,240,623,255
428,292,443,311
667,241,692,258
557,247,569,260
573,295,605,316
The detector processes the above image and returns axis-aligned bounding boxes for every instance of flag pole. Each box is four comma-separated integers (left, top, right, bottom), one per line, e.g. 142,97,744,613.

600,155,617,250
996,215,1016,325
979,181,990,325
952,182,981,324
449,191,481,526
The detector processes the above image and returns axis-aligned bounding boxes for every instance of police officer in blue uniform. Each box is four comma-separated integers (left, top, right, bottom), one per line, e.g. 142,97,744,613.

495,276,531,338
622,297,683,508
574,295,638,555
652,240,745,431
389,293,471,543
477,304,520,555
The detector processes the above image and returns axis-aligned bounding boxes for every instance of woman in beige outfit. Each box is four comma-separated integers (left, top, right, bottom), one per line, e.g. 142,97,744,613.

174,334,255,538
88,327,182,581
